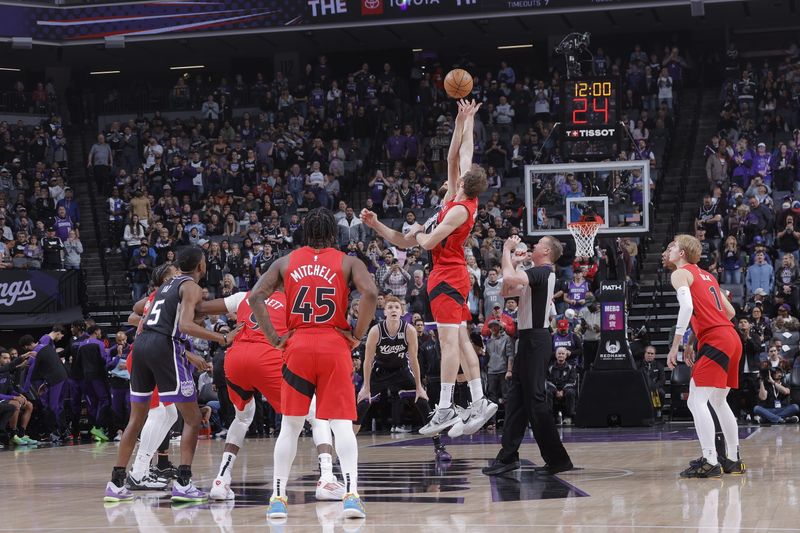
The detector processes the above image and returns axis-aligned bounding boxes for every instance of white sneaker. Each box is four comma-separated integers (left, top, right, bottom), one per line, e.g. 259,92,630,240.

214,429,228,439
447,406,471,438
209,477,235,500
462,398,498,435
395,425,411,433
419,405,460,435
315,477,346,501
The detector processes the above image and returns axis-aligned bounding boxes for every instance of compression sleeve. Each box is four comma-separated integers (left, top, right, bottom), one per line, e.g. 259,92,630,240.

675,285,694,337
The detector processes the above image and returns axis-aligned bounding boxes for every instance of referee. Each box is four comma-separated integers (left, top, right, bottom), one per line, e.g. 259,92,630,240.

483,234,573,476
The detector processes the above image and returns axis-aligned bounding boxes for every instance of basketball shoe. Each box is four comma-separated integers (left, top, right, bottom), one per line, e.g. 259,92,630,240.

104,482,134,502
679,457,722,478
718,456,747,475
342,493,366,519
419,405,460,435
127,471,169,491
209,476,235,500
267,495,289,520
171,480,208,502
316,476,346,501
461,398,499,435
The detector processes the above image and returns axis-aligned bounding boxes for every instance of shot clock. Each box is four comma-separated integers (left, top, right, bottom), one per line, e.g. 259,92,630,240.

561,78,620,159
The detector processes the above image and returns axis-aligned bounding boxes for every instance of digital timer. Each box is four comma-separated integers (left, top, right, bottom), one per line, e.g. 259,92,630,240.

561,77,620,159
564,79,617,126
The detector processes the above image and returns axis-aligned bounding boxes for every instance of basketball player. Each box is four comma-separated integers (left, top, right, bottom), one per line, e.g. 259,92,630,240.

483,234,573,476
195,288,346,502
249,207,377,520
355,295,451,461
104,247,241,502
123,263,180,490
361,99,497,436
663,235,745,477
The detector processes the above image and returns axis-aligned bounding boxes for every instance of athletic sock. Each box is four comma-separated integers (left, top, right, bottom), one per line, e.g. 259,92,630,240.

112,466,126,487
702,448,718,465
217,451,236,480
273,476,288,498
439,383,455,409
468,379,484,402
157,453,171,469
177,465,192,486
319,453,334,479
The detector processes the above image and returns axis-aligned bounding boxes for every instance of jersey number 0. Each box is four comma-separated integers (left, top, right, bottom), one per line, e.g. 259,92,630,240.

291,286,337,323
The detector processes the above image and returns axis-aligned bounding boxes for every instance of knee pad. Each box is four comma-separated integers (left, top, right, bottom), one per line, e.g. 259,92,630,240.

226,401,255,447
160,403,178,427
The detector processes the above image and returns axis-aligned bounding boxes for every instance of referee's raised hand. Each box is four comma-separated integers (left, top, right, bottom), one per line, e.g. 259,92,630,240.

504,235,521,252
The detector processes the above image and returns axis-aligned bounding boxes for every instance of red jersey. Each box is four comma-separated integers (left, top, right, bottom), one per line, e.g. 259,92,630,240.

284,246,350,331
680,263,735,338
224,290,288,343
430,196,477,270
136,292,157,336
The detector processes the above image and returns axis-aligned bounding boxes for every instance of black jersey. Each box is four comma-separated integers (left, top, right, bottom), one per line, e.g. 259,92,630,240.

141,275,191,342
374,319,410,372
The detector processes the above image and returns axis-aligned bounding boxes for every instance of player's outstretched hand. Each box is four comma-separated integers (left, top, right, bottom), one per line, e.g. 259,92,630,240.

465,99,482,116
336,328,361,349
503,235,521,252
360,208,377,228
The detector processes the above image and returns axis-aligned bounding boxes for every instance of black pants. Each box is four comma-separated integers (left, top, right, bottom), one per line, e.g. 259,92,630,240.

546,384,577,418
496,329,571,466
93,165,111,196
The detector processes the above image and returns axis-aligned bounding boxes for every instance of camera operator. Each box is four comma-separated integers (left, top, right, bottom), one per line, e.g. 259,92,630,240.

733,318,763,419
753,366,799,424
638,346,665,416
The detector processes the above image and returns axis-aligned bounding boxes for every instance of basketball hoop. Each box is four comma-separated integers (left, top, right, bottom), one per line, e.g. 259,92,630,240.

567,221,601,258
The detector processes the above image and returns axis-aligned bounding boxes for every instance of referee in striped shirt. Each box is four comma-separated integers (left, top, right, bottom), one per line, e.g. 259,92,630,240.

483,235,573,476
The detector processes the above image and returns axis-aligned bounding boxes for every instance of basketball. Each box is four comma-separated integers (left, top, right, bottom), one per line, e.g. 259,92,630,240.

444,68,473,99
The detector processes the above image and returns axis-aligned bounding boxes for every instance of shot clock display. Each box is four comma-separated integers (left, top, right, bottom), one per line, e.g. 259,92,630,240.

561,78,620,159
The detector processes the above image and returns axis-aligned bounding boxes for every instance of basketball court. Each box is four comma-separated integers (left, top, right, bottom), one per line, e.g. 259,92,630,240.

2,423,798,532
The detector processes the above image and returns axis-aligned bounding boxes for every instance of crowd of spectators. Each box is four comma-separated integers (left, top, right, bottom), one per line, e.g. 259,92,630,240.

694,42,800,424
0,113,83,270
0,40,696,444
83,42,678,433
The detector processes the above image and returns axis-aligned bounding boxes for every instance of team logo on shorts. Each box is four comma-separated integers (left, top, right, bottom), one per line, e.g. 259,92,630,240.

180,380,195,397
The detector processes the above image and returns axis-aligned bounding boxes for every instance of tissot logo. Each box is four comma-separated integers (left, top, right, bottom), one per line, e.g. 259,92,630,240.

567,128,616,138
362,0,383,14
0,280,36,307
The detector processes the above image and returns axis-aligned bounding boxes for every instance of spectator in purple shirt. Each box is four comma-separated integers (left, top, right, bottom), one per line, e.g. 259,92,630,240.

56,187,80,229
385,124,406,164
53,205,73,241
752,142,773,187
402,125,419,168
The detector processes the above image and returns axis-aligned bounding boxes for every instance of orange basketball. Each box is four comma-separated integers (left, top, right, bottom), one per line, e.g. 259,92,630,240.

444,69,473,99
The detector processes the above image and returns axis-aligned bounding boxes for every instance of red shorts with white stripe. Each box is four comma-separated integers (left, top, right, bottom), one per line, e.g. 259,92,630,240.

692,327,742,389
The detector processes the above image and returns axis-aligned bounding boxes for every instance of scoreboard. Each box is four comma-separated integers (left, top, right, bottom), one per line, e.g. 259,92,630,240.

561,78,620,159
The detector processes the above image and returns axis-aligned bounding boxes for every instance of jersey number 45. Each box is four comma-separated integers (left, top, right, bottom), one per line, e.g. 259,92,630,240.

291,286,337,323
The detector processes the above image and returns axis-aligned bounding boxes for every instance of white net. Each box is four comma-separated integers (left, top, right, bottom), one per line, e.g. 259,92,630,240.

567,222,601,258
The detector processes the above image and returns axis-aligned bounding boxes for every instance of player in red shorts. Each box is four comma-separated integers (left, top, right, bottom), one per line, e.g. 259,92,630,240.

196,289,345,502
664,235,745,478
362,100,496,437
249,208,377,520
